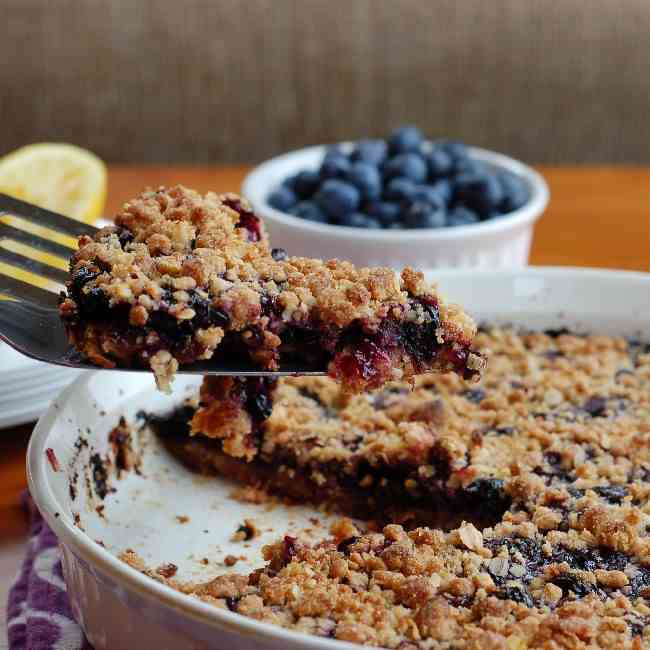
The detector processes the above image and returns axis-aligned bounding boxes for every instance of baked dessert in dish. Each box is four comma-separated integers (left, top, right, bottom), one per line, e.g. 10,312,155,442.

150,328,650,528
139,513,650,649
131,327,650,648
59,185,484,391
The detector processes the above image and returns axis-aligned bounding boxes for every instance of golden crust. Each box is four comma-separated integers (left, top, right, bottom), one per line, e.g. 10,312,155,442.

129,327,650,647
60,186,482,391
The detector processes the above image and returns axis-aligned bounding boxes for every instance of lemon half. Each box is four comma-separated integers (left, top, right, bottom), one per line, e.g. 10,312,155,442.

0,143,107,290
0,142,107,222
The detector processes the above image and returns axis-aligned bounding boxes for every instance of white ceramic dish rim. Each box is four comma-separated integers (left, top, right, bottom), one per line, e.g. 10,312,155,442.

27,266,650,650
242,144,549,241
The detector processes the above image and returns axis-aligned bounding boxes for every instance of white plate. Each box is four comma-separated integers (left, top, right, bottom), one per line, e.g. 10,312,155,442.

0,340,43,373
0,373,84,429
28,268,650,650
0,343,84,428
0,365,78,395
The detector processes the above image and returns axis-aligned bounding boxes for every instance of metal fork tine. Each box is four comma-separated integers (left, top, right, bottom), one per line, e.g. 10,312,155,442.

0,274,60,307
0,193,99,238
0,248,68,284
0,222,74,258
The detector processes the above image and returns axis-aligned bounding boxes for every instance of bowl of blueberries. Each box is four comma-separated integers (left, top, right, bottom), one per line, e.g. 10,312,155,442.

242,126,549,268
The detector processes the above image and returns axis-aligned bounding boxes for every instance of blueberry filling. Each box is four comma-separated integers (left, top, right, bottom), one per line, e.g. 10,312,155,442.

495,586,534,607
463,388,486,404
186,291,230,329
593,485,629,504
484,535,646,603
336,536,360,554
626,615,647,637
222,197,263,242
463,479,510,518
583,396,607,418
271,247,288,261
282,536,298,563
116,228,134,248
330,297,479,386
69,266,111,316
550,574,606,599
240,378,277,424
543,327,571,338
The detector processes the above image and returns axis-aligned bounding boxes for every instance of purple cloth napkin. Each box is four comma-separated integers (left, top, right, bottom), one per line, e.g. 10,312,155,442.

6,493,92,650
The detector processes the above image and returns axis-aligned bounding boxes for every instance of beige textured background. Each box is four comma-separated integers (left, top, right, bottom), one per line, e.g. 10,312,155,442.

2,0,649,164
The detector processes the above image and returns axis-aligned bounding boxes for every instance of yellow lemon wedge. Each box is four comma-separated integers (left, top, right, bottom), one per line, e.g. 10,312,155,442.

0,143,107,291
0,143,107,222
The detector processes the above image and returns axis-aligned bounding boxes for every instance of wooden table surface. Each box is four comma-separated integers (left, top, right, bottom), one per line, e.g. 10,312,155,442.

1,165,649,644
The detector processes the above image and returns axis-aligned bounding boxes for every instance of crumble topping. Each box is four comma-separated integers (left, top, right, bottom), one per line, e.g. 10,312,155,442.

59,185,483,391
123,509,650,648
160,329,650,528
125,327,650,647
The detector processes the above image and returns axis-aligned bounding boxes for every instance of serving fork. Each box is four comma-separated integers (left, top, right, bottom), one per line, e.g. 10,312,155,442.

0,193,324,376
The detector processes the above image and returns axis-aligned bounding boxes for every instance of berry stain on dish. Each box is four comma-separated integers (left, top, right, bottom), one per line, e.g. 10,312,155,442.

267,126,530,229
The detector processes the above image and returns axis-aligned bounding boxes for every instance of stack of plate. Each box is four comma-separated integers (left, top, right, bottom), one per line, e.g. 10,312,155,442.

0,342,84,428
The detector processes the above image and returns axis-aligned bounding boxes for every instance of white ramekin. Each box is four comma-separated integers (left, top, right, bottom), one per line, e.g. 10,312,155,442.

242,144,549,269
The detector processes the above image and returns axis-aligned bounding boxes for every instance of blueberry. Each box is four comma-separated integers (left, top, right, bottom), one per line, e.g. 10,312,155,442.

337,536,360,554
268,186,297,212
315,179,361,219
325,144,346,157
464,388,486,403
411,184,446,209
427,148,453,179
496,586,534,608
282,175,298,191
383,153,427,183
454,172,504,218
289,201,328,223
366,200,402,226
436,140,479,172
346,162,381,201
593,485,628,504
403,201,446,229
453,157,486,175
384,177,416,202
447,205,480,227
80,286,110,315
431,179,453,204
271,247,288,261
550,574,595,598
498,172,529,213
320,154,351,180
339,212,382,229
292,170,321,198
583,396,607,417
351,139,388,165
465,478,506,505
388,125,424,154
438,140,469,160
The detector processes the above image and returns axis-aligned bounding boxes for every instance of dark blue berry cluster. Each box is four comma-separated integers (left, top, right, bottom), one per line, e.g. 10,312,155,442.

267,126,530,229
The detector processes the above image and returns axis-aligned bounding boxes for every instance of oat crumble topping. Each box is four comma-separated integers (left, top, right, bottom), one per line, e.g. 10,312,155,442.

59,185,483,392
132,327,650,647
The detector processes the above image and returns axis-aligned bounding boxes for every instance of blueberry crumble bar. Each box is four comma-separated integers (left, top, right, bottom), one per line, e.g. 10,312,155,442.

150,328,650,530
130,328,650,647
59,185,484,391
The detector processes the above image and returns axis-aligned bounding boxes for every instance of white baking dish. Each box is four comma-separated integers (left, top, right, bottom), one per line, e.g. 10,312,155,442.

28,267,650,650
